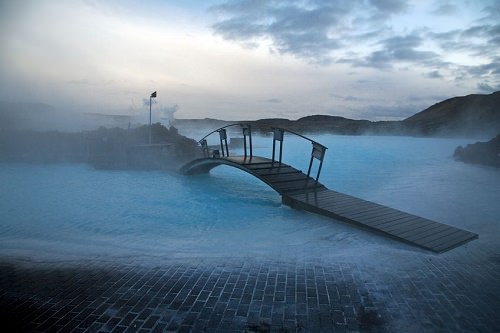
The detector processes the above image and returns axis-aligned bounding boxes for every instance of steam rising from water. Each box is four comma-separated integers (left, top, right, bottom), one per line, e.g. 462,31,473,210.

0,135,498,263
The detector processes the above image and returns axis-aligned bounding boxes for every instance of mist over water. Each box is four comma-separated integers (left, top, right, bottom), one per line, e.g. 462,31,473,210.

1,134,498,264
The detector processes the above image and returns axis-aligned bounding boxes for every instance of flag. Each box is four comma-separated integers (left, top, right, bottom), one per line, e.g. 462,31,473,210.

150,91,157,98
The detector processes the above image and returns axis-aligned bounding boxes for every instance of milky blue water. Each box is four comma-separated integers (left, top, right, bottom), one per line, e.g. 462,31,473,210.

1,134,498,263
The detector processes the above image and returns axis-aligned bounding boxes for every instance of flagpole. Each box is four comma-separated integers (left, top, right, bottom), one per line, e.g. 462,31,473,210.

149,95,152,144
149,91,156,144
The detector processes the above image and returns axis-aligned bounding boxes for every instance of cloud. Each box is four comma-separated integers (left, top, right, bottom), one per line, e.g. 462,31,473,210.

210,0,499,88
429,1,459,16
353,33,440,69
210,0,443,69
330,94,367,102
425,70,443,79
477,82,500,93
210,0,391,64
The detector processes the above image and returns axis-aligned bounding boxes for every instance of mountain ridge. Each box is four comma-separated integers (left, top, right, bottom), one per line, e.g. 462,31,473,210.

175,91,499,138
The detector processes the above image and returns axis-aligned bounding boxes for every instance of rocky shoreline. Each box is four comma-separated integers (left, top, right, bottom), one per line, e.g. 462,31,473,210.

454,135,500,168
0,123,199,170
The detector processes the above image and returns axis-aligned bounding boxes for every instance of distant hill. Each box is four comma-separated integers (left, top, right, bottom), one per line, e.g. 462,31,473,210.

175,91,500,138
403,91,500,137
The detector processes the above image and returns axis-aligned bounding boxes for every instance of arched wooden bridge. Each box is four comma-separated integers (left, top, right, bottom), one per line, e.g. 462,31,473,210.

181,124,478,253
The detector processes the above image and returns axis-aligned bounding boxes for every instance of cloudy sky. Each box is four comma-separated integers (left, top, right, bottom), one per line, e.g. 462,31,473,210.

1,0,499,122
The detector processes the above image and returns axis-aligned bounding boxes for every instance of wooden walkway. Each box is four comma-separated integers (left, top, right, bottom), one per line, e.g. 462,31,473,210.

181,155,478,253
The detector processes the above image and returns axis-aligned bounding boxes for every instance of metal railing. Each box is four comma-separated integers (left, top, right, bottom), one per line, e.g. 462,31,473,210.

198,123,327,183
199,123,253,159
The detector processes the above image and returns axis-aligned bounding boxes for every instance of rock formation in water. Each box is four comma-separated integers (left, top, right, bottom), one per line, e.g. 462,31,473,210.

453,135,500,168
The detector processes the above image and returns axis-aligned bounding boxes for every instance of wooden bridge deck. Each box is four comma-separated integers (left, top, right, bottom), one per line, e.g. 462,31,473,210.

182,155,478,253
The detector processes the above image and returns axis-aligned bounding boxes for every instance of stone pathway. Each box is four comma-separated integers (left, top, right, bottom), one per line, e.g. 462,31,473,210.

1,248,499,332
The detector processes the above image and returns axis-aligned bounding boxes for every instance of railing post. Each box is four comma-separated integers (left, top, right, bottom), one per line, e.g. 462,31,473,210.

217,128,229,157
272,128,284,165
307,142,327,184
241,124,252,159
249,125,253,159
200,139,209,158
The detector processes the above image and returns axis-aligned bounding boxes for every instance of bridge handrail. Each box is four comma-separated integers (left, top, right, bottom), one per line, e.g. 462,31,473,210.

197,123,326,150
197,123,328,183
276,127,327,151
198,123,243,143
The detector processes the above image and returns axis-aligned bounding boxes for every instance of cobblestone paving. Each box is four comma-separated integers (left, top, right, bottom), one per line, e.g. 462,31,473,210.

1,247,499,332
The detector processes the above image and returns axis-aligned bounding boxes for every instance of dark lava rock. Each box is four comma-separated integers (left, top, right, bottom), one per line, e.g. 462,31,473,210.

453,134,500,168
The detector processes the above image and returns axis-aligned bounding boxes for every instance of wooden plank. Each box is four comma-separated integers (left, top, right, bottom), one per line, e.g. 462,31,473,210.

422,229,470,248
431,229,476,246
402,223,454,242
299,190,356,205
225,156,270,164
358,214,415,230
317,196,358,208
284,186,327,196
394,220,447,239
355,215,411,230
329,206,391,223
356,210,411,226
291,190,336,205
415,231,466,252
381,216,435,234
337,205,388,220
318,195,370,210
279,182,324,194
293,190,345,202
324,195,378,209
340,204,397,219
416,225,465,245
245,163,283,170
317,199,367,212
243,161,276,166
277,183,322,193
253,167,300,176
262,173,308,183
427,231,477,252
327,192,362,203
273,184,307,193
367,212,422,229
363,209,416,225
392,225,445,244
